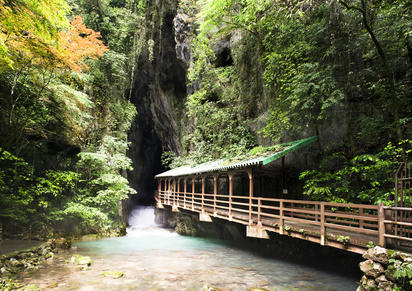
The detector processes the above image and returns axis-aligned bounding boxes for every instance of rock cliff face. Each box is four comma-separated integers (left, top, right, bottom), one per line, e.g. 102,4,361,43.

128,0,186,204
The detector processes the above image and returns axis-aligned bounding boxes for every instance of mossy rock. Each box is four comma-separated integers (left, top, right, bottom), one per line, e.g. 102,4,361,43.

70,255,91,266
23,284,42,291
54,238,72,249
79,234,99,241
103,270,124,279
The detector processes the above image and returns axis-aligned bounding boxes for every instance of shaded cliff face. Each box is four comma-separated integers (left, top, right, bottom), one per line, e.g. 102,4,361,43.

128,0,186,205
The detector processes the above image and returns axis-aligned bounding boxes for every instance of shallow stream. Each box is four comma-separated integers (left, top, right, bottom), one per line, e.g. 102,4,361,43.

19,207,357,290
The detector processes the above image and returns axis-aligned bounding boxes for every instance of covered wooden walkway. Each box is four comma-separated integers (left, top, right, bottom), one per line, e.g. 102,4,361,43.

155,138,412,254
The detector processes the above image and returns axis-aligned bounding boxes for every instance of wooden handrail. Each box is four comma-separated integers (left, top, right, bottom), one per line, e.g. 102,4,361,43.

155,190,412,252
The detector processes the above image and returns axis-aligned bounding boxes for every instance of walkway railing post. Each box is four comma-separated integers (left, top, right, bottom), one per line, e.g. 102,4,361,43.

248,168,254,225
168,179,170,205
192,178,195,211
173,179,176,207
213,175,217,215
229,173,233,219
320,202,325,246
359,207,364,228
279,200,284,235
184,178,187,209
258,198,261,225
201,176,205,213
378,202,385,247
176,178,180,208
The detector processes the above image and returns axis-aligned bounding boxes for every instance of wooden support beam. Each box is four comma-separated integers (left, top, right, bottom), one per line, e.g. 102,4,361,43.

321,202,325,245
192,178,195,211
176,178,180,208
168,179,171,205
213,175,217,215
248,168,254,225
384,208,393,247
378,202,385,247
201,176,205,212
359,208,364,228
173,179,176,207
184,178,187,209
229,173,233,220
279,200,284,235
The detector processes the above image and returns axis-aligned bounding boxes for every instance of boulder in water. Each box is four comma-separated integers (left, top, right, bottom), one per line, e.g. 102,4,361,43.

103,270,124,279
71,255,91,266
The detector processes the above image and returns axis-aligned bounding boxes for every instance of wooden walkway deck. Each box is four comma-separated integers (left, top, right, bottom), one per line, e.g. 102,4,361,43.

156,191,412,254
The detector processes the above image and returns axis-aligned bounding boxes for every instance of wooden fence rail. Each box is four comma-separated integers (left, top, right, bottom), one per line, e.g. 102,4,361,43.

156,190,390,253
156,190,412,253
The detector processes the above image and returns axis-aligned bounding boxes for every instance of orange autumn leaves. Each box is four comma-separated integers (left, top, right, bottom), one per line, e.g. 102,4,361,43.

0,0,107,72
57,16,108,72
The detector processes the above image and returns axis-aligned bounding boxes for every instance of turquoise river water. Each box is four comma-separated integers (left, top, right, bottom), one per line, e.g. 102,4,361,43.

19,207,358,290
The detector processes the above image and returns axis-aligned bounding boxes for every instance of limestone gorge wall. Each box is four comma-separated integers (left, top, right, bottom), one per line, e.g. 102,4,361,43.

127,0,186,204
126,0,306,203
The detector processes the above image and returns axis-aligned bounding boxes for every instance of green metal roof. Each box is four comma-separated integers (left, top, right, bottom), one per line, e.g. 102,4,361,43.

155,136,317,178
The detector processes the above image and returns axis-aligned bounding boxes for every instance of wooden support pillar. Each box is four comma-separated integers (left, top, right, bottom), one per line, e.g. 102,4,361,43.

384,208,393,248
359,208,364,228
173,179,176,206
176,178,180,206
184,178,187,208
201,176,205,212
279,200,284,235
229,173,233,220
168,179,171,205
320,202,325,245
192,177,195,210
247,168,254,225
213,175,217,215
378,202,385,247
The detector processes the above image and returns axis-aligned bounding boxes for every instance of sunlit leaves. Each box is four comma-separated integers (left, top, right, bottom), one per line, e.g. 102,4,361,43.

0,0,70,69
57,16,108,72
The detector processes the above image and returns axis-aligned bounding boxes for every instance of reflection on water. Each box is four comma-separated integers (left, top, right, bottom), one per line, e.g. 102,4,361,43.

19,207,357,290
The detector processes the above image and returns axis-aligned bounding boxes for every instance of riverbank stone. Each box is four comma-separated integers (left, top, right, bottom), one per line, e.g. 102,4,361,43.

391,251,412,261
360,275,377,289
71,254,91,266
54,237,71,249
359,259,384,277
103,271,124,279
363,246,389,264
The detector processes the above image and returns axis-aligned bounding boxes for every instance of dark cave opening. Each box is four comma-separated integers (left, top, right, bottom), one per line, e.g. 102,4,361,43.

215,46,233,67
127,8,186,208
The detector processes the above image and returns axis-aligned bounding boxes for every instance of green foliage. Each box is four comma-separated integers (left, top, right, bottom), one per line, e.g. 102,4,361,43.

0,0,139,237
336,235,350,244
389,257,412,287
193,0,411,148
53,133,137,233
0,148,79,234
300,140,412,204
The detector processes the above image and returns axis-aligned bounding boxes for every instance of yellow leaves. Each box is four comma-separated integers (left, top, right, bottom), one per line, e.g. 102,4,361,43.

0,0,70,69
0,1,107,72
57,16,108,72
